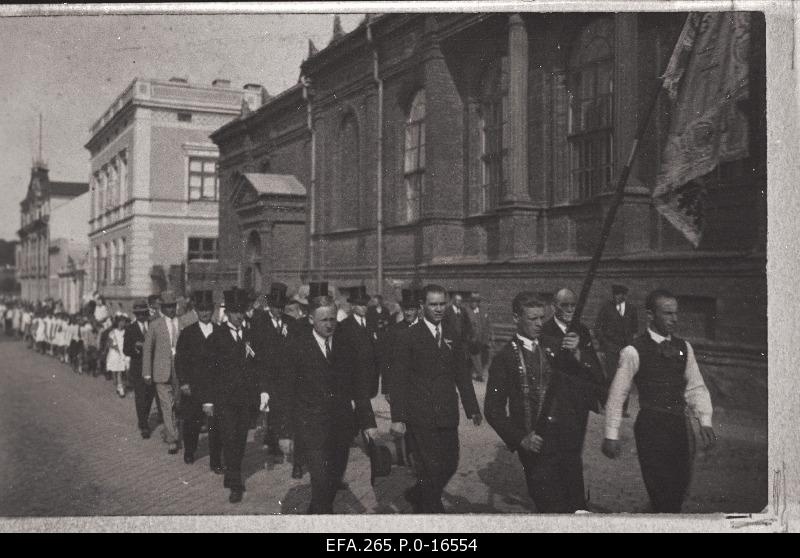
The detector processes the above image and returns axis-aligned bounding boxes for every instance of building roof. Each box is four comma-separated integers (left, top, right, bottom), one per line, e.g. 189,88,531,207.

243,173,306,197
49,181,89,197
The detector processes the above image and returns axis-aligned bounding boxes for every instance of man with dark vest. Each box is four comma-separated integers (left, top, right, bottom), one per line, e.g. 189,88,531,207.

175,291,223,473
602,288,716,513
123,300,160,439
595,284,639,416
485,291,605,513
275,295,378,514
391,284,482,513
208,288,270,503
338,286,379,398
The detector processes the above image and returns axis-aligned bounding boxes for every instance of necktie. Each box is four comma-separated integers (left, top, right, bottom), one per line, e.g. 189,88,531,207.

324,337,331,360
617,303,623,316
435,325,441,348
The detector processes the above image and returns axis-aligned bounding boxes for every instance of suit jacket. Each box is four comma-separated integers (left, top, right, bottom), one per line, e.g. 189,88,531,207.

274,328,376,450
209,323,269,410
253,311,295,385
443,305,472,345
337,315,378,384
390,320,480,428
594,301,638,355
382,319,414,397
123,320,148,379
466,306,491,348
175,322,221,406
178,309,199,330
142,316,181,384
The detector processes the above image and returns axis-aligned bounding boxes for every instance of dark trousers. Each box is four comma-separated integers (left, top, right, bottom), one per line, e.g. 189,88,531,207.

407,425,460,513
304,441,350,514
519,448,586,513
220,400,253,492
131,371,160,432
634,409,694,513
182,396,222,469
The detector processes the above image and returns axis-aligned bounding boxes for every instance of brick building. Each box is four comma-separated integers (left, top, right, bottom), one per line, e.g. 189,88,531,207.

16,162,88,303
213,13,767,411
85,77,265,313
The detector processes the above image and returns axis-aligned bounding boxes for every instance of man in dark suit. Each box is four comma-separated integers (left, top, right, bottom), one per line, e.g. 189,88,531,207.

123,300,159,439
367,294,394,395
175,291,222,472
383,290,421,403
485,291,606,513
391,284,482,513
594,284,639,416
208,288,271,503
275,295,378,514
338,286,379,398
442,292,471,348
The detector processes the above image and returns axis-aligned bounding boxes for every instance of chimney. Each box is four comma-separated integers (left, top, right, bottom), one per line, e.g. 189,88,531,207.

168,76,188,84
212,78,231,88
242,84,267,114
332,15,344,41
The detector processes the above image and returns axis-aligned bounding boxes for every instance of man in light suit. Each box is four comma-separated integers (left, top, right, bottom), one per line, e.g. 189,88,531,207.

142,290,182,455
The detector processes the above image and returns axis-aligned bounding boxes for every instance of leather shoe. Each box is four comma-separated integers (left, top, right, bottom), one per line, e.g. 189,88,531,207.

211,465,224,475
336,481,349,491
140,429,151,439
167,443,179,455
183,453,195,465
404,486,422,513
291,464,304,479
229,490,243,504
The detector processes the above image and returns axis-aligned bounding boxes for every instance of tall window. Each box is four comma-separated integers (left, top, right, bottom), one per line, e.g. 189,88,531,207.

97,171,106,215
568,18,615,200
94,245,101,287
118,151,128,205
333,114,360,230
108,242,116,285
99,243,109,286
114,238,126,285
188,157,218,201
108,161,118,209
188,237,218,261
479,55,509,212
402,90,425,224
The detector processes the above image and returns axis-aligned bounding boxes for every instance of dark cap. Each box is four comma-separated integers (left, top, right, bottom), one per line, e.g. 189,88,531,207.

400,290,420,309
612,284,629,295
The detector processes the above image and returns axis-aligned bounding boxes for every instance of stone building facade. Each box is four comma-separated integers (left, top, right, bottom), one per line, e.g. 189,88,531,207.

17,162,88,303
85,77,264,313
213,13,767,411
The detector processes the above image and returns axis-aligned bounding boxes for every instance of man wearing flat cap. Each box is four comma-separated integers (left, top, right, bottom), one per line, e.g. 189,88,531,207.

175,291,223,472
595,284,639,416
124,299,159,439
208,287,270,503
142,290,182,454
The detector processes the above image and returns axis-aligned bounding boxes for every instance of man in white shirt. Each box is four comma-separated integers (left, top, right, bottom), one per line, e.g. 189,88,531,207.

602,288,716,513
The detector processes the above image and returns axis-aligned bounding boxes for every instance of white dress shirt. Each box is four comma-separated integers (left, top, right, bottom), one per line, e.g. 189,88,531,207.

423,317,442,342
553,316,568,334
199,321,213,339
515,333,539,353
354,315,366,328
604,328,714,440
312,329,332,357
616,301,626,316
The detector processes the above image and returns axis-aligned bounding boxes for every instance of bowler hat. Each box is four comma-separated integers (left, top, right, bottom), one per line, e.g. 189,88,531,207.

347,286,370,306
267,282,289,308
400,290,420,309
367,439,393,486
223,288,250,313
192,290,215,311
612,284,629,295
132,300,150,314
160,290,178,306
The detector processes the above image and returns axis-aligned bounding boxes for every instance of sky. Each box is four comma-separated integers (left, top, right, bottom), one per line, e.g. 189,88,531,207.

0,8,364,241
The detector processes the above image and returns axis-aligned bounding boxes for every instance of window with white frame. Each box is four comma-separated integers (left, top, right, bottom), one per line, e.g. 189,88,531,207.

187,237,218,261
188,157,218,201
401,89,425,224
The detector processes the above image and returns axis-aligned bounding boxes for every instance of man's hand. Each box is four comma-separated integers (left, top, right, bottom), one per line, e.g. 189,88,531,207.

259,392,270,412
143,375,152,386
519,432,544,453
278,438,293,456
601,438,621,459
472,412,483,427
390,422,406,436
362,427,379,443
699,425,717,450
180,384,191,396
562,331,581,352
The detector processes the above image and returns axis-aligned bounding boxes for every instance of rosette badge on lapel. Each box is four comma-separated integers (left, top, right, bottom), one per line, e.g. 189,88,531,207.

658,340,682,360
443,338,454,350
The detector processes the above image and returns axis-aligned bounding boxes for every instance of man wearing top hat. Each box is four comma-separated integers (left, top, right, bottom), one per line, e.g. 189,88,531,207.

274,295,378,513
142,291,183,454
338,286,379,398
124,299,160,439
208,287,270,503
175,290,223,472
595,284,639,416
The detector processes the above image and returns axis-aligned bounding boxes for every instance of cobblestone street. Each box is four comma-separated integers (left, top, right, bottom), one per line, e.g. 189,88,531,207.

0,335,767,517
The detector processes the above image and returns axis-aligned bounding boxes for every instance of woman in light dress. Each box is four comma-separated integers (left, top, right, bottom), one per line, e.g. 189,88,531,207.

106,315,129,397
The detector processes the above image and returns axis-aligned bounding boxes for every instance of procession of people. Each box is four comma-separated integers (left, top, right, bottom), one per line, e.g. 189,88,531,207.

0,280,716,514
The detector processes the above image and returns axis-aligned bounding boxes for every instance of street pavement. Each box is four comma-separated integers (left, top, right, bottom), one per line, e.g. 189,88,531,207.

0,334,767,517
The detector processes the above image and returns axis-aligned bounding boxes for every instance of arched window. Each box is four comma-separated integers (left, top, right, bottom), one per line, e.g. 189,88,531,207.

478,55,509,213
401,89,425,224
567,17,615,200
333,113,360,230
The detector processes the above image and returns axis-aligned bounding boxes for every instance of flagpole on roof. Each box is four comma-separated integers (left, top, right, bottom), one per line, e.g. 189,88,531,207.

568,13,698,330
